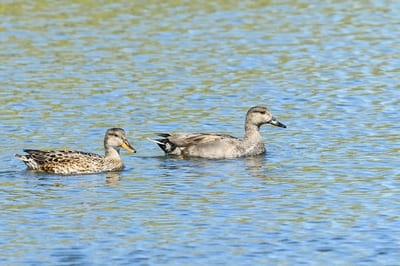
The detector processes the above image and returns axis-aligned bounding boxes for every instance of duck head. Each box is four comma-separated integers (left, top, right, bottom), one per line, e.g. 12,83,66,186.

246,106,286,128
104,128,136,153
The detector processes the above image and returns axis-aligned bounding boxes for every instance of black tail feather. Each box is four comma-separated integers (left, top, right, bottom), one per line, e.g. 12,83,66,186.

154,138,176,153
157,133,171,138
147,134,177,154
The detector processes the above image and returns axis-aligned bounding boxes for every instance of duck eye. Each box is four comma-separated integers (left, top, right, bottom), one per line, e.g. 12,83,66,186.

259,111,266,115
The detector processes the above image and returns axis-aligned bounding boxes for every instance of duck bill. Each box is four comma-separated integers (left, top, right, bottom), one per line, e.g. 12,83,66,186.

269,117,287,128
121,140,136,153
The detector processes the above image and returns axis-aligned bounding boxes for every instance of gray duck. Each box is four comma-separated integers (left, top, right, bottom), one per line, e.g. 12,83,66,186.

150,106,286,159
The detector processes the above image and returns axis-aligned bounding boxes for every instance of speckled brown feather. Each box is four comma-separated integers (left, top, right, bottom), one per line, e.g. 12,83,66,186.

17,150,105,174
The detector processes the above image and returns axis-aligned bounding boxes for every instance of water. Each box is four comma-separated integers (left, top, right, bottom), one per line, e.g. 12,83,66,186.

1,0,399,264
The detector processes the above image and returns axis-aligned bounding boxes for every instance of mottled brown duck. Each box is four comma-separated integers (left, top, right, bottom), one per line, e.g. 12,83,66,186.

15,128,135,174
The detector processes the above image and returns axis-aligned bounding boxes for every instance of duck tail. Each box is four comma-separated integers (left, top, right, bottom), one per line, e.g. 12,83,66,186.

14,153,28,161
148,134,178,154
14,153,38,170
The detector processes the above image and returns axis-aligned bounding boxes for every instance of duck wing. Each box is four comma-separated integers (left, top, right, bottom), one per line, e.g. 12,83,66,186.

22,149,102,164
166,133,238,146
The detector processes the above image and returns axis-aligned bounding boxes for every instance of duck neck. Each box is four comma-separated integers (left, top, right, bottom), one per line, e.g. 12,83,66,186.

244,122,262,143
104,146,121,160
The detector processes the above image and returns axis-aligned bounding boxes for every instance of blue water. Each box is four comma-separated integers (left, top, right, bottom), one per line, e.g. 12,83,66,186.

1,1,399,265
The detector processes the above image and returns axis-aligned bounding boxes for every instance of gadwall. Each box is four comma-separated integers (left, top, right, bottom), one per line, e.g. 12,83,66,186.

150,106,286,159
15,128,136,174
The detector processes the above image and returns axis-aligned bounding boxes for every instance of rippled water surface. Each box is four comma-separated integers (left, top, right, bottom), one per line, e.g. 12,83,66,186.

1,0,399,264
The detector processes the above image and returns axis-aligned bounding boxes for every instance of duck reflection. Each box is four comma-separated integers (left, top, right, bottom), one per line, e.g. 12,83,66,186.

105,171,121,185
244,155,266,171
